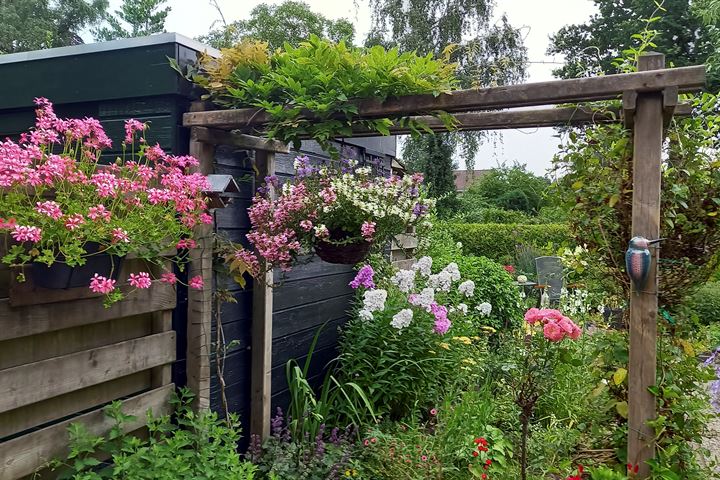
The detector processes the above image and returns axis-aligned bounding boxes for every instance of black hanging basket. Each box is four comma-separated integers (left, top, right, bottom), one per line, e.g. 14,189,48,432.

32,242,125,289
314,229,372,265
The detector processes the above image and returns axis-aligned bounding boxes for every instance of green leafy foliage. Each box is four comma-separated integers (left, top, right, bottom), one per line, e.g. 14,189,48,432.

687,282,720,325
462,165,550,215
552,93,720,307
0,0,107,54
447,223,572,263
47,388,257,479
182,36,457,157
548,0,719,89
199,0,355,50
93,0,170,41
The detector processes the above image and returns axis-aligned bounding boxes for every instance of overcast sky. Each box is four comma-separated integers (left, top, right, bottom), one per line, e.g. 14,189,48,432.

105,0,597,175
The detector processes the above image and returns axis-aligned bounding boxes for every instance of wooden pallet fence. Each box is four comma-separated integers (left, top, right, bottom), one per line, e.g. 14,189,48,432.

0,258,177,480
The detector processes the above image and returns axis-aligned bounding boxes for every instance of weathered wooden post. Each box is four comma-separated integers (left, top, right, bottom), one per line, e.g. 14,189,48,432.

627,52,666,478
250,149,275,441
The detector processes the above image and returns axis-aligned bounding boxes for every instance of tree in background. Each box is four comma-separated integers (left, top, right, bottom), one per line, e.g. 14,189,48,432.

0,0,107,54
462,164,549,215
93,0,170,41
365,0,528,210
693,0,720,83
548,0,719,87
199,1,355,50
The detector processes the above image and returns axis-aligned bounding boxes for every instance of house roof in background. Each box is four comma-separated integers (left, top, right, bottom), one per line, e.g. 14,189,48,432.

454,169,491,191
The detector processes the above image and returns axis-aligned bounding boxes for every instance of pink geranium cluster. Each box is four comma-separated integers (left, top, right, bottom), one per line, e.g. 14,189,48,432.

230,156,433,281
0,98,211,304
524,308,582,342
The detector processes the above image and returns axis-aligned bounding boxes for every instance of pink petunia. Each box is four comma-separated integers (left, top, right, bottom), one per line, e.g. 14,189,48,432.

89,274,116,294
128,272,152,289
12,225,42,243
189,275,204,290
160,272,178,285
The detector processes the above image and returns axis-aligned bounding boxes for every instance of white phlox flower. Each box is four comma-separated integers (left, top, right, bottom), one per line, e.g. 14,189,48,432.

391,309,413,330
413,256,433,277
476,302,492,317
363,288,387,313
458,280,475,297
391,269,416,293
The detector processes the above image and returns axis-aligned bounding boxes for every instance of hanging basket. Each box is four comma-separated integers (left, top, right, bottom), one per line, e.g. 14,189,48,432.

314,230,372,265
32,242,125,289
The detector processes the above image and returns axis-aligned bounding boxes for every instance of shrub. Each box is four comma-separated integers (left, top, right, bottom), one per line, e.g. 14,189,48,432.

453,206,532,224
448,223,572,262
688,282,720,325
48,388,257,480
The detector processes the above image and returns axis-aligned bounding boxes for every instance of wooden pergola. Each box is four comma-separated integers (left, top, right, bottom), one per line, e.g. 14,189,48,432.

183,53,706,479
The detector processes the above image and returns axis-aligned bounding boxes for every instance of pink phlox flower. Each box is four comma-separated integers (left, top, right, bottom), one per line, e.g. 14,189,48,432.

176,238,197,250
128,272,152,289
430,302,451,334
88,204,111,222
111,228,130,243
124,119,146,143
12,225,42,243
361,221,376,241
64,214,85,231
189,275,204,290
89,274,116,294
160,272,178,285
35,201,63,220
433,316,452,335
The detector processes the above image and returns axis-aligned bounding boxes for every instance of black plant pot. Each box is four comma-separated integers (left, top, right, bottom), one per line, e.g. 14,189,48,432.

314,229,372,265
32,243,124,290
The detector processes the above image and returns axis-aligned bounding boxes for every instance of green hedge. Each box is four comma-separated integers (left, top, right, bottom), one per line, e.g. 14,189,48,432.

448,223,572,262
688,282,720,325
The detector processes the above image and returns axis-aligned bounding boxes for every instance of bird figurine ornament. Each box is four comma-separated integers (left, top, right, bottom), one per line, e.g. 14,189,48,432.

625,236,664,292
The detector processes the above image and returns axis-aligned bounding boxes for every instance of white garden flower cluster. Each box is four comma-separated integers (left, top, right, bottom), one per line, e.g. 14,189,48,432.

391,269,416,293
427,262,462,292
409,287,435,311
413,256,433,276
391,308,414,330
476,302,492,317
359,288,388,321
458,280,475,297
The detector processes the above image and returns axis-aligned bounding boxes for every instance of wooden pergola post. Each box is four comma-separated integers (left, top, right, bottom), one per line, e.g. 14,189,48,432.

627,52,666,478
250,149,275,441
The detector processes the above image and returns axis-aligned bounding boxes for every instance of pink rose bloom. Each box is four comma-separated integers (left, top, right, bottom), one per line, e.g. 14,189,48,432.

89,274,116,294
189,275,204,290
557,317,575,334
568,323,582,340
128,272,152,289
160,272,178,285
524,308,543,324
543,321,565,342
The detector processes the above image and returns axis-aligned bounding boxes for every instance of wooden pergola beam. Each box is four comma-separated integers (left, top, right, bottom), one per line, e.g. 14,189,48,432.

190,126,289,153
182,66,704,129
333,104,692,138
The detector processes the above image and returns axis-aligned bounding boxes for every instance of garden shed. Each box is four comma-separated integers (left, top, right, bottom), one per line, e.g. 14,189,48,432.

0,33,397,477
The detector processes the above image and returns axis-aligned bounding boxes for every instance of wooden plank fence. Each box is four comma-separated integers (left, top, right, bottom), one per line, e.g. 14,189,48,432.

0,257,177,479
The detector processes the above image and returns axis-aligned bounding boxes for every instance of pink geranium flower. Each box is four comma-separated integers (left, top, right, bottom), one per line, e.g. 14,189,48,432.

89,274,116,294
12,225,42,243
124,119,145,143
160,272,178,284
88,204,111,222
128,272,152,289
111,228,130,243
189,275,204,290
176,238,197,249
35,200,62,220
64,214,85,231
361,221,376,240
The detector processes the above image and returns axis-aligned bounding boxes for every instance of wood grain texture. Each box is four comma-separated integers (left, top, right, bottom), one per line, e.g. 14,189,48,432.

191,126,289,153
0,371,151,439
0,331,175,414
0,384,173,480
182,66,705,129
0,281,176,342
628,53,664,479
251,150,275,441
186,135,215,411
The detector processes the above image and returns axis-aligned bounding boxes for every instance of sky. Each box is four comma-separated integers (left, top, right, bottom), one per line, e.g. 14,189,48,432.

104,0,598,175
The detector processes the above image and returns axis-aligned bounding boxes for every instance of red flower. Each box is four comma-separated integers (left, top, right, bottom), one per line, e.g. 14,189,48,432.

481,474,487,480
472,451,479,457
486,459,492,466
503,265,515,274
